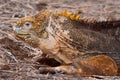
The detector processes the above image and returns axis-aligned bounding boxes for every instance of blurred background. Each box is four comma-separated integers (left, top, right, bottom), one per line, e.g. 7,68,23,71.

0,0,120,79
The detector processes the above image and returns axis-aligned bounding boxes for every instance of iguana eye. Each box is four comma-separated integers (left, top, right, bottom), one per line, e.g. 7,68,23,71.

23,22,32,29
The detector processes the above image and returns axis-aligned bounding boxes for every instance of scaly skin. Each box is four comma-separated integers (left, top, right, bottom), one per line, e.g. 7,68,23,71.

13,10,118,76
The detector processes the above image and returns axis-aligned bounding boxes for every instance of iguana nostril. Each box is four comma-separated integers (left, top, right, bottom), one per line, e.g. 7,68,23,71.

13,27,21,33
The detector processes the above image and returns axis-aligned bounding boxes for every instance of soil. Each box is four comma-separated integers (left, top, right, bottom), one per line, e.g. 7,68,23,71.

0,0,120,80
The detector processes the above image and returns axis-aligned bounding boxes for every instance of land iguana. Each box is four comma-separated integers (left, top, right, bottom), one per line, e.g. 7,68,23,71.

13,10,120,76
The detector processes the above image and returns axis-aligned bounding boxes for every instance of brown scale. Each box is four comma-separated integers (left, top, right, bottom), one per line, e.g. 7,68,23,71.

14,10,120,76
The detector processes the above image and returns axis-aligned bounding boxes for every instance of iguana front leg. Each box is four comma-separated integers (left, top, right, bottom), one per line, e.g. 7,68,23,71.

38,55,118,76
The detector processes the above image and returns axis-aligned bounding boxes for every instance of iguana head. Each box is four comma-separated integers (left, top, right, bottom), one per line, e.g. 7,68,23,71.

13,10,51,47
13,10,70,63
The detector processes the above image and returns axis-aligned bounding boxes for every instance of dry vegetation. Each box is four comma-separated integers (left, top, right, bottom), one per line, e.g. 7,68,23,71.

0,0,120,80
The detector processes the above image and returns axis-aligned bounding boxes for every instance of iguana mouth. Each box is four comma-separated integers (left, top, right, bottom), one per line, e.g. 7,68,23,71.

13,26,29,37
13,25,40,48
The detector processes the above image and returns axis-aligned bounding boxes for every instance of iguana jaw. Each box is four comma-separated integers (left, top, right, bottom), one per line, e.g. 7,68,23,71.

13,25,40,47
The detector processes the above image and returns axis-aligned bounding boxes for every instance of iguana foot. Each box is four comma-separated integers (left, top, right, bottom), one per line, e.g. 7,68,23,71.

39,65,77,74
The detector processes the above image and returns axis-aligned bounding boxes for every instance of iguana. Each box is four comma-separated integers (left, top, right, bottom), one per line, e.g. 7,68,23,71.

13,10,120,76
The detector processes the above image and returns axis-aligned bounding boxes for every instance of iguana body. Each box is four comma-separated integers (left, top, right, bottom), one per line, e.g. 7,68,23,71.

13,10,119,76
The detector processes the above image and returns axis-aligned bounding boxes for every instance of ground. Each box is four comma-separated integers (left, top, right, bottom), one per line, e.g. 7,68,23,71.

0,0,120,80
